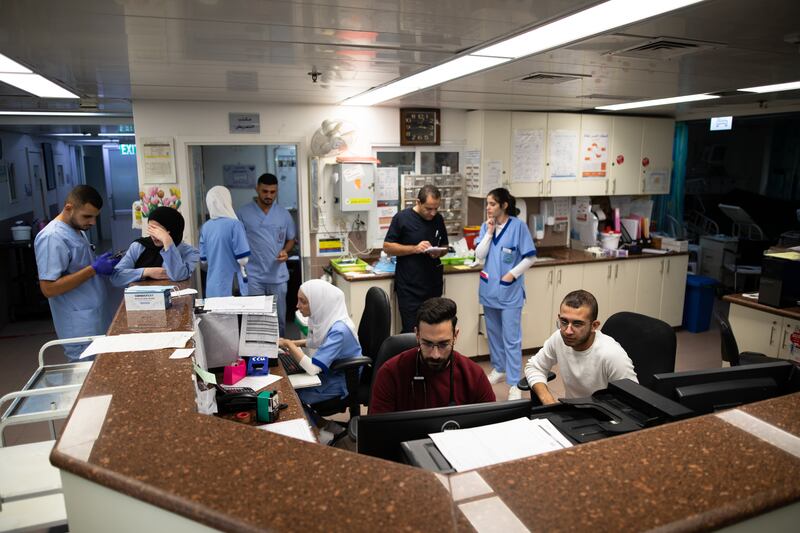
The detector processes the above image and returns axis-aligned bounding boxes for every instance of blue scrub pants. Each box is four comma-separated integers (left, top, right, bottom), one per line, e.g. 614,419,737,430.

484,306,523,386
248,279,287,335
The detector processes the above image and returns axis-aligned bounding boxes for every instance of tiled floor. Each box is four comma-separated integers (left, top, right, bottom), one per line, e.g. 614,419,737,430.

0,302,726,449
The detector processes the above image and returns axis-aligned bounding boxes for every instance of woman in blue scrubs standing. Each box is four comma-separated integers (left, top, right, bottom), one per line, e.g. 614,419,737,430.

475,188,537,400
199,186,251,297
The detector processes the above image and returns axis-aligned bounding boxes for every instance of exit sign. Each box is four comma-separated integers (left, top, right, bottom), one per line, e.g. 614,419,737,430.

119,124,134,133
120,144,137,155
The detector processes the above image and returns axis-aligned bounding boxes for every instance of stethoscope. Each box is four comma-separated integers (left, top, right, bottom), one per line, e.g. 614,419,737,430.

411,348,456,409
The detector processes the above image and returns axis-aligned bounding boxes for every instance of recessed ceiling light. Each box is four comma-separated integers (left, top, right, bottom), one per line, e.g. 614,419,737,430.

0,53,32,74
49,133,91,136
98,132,135,137
739,80,800,93
0,73,79,98
0,111,129,117
595,93,719,111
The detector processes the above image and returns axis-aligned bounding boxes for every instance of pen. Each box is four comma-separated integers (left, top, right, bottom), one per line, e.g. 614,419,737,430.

435,230,439,246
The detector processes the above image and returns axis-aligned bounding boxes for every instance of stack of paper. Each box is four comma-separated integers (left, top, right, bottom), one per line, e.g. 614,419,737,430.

238,297,279,357
428,417,572,472
204,295,275,314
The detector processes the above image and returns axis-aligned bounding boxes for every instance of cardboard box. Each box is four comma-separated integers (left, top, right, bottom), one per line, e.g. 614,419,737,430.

124,285,173,311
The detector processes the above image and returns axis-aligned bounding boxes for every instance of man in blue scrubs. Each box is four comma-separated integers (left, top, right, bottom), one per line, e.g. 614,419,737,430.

236,173,296,334
34,185,119,360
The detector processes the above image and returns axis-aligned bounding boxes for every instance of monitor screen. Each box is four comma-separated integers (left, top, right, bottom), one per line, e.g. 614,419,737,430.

651,361,799,414
358,400,532,462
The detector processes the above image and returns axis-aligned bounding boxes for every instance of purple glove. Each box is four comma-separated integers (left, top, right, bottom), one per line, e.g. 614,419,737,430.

91,252,119,276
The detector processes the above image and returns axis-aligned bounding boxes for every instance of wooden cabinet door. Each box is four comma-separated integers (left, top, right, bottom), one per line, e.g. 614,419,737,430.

523,267,555,349
641,118,675,194
659,255,688,326
609,116,643,195
550,264,584,319
482,111,511,193
635,257,664,319
778,319,800,362
444,273,479,357
727,304,782,357
544,113,581,197
581,261,613,323
577,115,611,196
607,259,639,318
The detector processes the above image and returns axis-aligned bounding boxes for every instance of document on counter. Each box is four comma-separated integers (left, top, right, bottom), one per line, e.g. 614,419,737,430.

258,418,317,443
171,288,198,298
429,417,572,472
204,295,275,314
288,373,322,389
79,331,195,359
169,348,195,359
221,374,282,391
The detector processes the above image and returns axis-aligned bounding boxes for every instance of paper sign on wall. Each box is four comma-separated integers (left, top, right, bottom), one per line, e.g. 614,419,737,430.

580,131,609,178
548,130,578,180
141,137,177,184
512,129,545,183
376,167,399,201
484,160,503,193
464,150,481,194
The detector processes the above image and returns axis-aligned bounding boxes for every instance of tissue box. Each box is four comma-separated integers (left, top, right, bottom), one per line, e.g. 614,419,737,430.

660,238,689,253
223,359,247,385
124,285,173,310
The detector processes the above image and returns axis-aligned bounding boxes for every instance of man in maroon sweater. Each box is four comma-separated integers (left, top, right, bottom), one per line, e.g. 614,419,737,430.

369,297,496,413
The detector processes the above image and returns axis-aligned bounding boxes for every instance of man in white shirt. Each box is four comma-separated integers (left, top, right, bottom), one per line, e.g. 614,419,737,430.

525,290,637,405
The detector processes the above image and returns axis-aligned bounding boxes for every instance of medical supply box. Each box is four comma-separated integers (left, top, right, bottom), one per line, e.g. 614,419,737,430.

124,285,173,311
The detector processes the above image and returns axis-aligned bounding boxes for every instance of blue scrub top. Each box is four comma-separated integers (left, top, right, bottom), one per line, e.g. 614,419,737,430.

236,201,295,284
307,321,362,400
477,216,536,309
199,218,251,297
34,219,110,360
111,241,200,287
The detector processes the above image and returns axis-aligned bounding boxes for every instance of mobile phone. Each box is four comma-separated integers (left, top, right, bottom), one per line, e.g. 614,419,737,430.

111,250,126,260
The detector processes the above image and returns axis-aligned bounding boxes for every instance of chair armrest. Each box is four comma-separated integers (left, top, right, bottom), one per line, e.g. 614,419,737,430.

517,371,556,391
330,356,372,373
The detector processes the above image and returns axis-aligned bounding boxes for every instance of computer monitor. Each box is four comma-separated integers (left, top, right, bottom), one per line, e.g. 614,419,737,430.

651,361,799,414
357,400,531,463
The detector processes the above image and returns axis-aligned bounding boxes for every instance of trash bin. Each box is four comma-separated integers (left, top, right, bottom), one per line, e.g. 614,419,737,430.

683,274,717,333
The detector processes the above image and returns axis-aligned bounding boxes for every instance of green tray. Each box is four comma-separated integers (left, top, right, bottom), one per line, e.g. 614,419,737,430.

440,256,469,265
331,258,370,274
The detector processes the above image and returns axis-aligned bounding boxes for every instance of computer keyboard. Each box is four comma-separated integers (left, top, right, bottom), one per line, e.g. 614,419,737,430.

278,350,304,375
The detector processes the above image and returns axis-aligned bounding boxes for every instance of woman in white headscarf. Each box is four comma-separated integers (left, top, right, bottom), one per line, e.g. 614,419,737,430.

199,186,251,297
279,279,362,405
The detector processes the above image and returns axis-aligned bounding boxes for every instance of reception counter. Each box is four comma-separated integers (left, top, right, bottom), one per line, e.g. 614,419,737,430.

50,286,800,532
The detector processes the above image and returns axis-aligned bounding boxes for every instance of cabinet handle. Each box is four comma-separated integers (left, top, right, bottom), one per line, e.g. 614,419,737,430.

557,269,562,284
614,264,619,279
607,264,612,279
605,180,609,194
548,181,552,194
769,323,776,345
659,259,664,274
666,259,670,273
613,179,616,194
781,328,788,348
548,270,553,285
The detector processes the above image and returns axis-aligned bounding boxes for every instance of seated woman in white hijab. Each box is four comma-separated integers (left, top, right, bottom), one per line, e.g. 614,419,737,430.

279,279,362,405
199,186,251,297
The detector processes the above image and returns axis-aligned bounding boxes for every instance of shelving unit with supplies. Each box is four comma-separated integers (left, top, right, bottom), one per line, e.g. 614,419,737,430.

401,173,467,234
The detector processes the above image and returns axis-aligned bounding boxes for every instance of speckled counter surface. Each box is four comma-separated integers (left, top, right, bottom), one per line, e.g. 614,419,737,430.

723,293,800,321
336,247,689,282
50,283,800,532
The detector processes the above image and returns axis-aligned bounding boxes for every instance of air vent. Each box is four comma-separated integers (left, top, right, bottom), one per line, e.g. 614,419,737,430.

608,37,723,60
508,72,590,84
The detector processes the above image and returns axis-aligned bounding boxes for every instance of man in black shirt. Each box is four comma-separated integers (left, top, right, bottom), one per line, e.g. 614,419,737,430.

383,184,449,332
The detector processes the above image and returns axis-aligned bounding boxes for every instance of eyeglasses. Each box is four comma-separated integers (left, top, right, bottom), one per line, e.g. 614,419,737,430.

419,340,453,352
556,316,589,330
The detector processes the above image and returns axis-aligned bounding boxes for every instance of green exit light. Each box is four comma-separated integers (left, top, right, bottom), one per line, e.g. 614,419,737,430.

121,144,137,155
119,124,134,133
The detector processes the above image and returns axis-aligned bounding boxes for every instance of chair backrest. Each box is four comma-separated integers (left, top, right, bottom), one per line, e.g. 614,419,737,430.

357,287,391,383
715,312,741,366
601,312,676,389
368,333,418,399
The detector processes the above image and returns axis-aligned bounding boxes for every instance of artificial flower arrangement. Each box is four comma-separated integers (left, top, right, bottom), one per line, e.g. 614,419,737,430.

139,186,182,217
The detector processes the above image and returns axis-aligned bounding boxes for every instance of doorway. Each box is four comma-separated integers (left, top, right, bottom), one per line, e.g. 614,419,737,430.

102,144,142,253
188,144,302,317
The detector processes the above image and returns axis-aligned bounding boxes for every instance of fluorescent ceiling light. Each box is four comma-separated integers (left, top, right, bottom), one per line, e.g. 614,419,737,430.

595,93,719,111
474,0,705,59
0,111,129,117
50,133,90,136
739,80,800,93
342,0,706,106
98,132,135,137
343,55,508,106
0,53,32,73
0,73,79,98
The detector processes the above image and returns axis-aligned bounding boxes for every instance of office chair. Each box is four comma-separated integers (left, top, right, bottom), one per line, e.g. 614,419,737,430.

721,239,770,293
349,333,417,440
602,312,676,390
308,287,391,445
715,312,780,366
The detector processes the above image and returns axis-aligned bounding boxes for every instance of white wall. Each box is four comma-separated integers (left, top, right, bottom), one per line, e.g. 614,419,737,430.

131,100,468,254
0,130,78,228
200,145,268,209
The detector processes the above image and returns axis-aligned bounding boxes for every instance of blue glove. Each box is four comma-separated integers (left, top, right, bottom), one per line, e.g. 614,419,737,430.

91,252,119,276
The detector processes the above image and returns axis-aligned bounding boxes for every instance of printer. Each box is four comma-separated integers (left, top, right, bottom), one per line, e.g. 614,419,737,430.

758,255,800,308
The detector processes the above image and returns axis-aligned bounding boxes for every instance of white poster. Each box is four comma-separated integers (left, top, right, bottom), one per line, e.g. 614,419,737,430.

548,129,579,180
484,160,503,193
376,167,399,201
512,128,545,183
141,137,176,184
464,149,481,194
580,131,609,179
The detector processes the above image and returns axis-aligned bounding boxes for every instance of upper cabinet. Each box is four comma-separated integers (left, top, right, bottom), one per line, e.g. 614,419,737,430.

466,111,675,198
